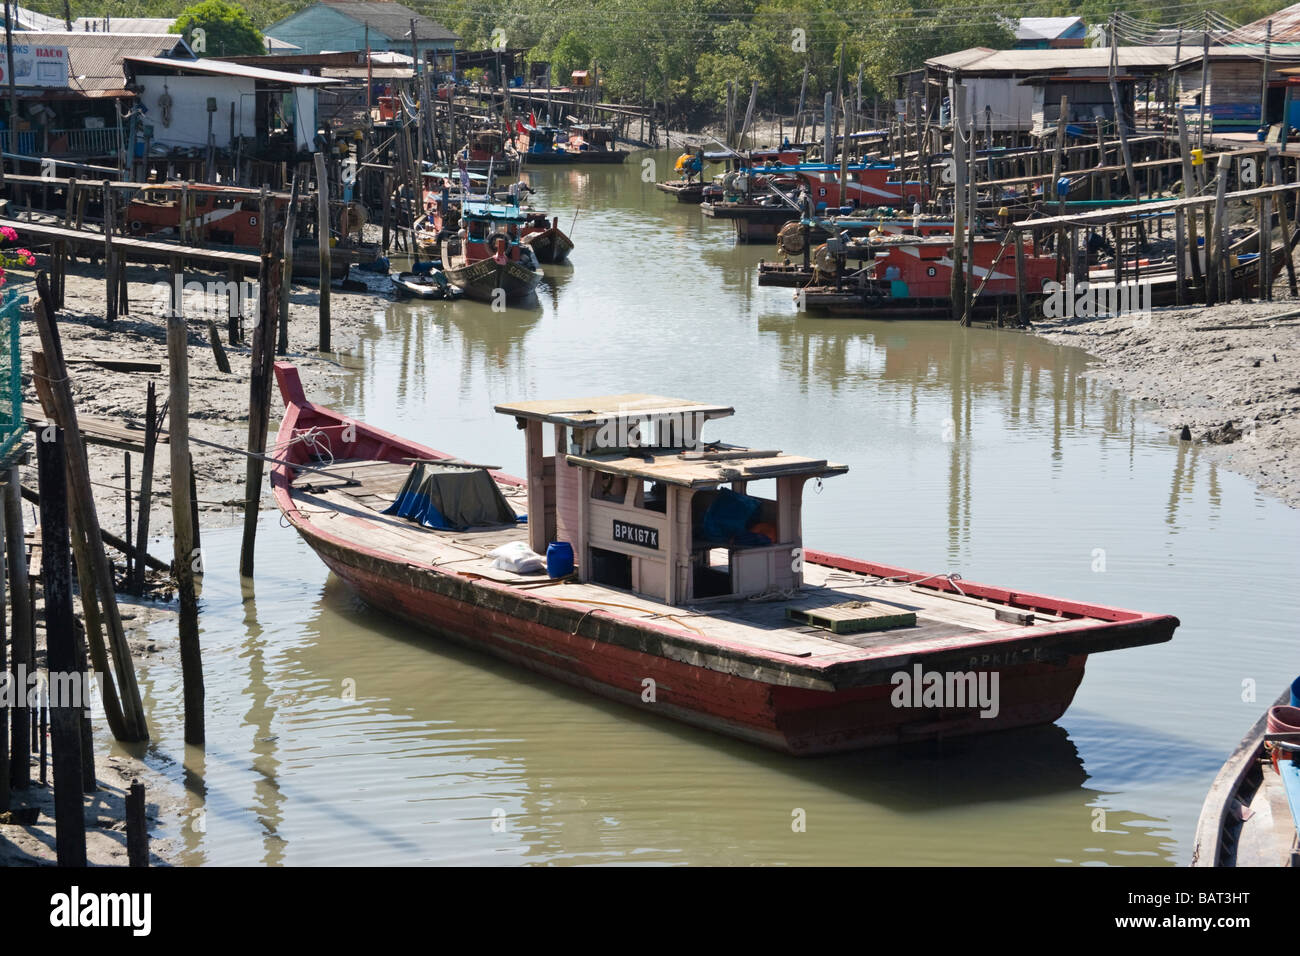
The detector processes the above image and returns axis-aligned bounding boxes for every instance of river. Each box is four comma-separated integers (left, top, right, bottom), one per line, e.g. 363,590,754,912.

124,150,1299,865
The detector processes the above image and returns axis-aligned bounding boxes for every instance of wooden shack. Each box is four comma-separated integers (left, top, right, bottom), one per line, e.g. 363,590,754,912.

495,395,847,603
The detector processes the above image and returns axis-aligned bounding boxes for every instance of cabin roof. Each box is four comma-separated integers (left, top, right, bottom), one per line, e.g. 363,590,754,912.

462,202,530,221
565,446,849,488
495,394,734,427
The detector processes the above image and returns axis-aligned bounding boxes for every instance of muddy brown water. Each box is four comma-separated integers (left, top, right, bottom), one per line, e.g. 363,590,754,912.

117,151,1298,865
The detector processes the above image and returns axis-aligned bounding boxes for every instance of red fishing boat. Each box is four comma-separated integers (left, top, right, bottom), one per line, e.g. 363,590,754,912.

440,201,543,302
271,365,1178,755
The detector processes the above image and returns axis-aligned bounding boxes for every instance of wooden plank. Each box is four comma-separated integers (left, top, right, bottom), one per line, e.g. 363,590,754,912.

787,601,918,634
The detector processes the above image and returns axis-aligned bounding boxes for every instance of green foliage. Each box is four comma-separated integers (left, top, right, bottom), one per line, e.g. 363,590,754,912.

17,0,1300,118
171,0,267,57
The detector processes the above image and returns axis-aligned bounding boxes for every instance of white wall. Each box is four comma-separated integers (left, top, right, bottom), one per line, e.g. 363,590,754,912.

956,77,1035,132
137,75,256,149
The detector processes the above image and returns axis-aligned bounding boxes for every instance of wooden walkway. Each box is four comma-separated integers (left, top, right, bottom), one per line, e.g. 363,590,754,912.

23,403,168,453
0,217,260,268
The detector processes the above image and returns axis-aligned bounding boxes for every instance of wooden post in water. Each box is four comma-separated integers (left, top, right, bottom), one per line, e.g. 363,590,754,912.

1272,156,1298,295
240,199,285,579
950,82,967,322
126,779,148,866
315,150,331,352
4,468,32,790
166,256,204,745
37,427,87,867
1014,230,1028,326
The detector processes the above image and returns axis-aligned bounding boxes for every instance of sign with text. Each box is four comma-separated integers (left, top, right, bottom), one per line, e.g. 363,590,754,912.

0,44,70,88
611,519,659,550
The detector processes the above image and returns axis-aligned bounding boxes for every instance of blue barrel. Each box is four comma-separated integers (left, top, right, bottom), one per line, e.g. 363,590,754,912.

546,542,574,579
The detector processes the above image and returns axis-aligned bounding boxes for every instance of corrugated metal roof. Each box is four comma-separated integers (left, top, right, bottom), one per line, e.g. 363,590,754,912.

13,31,193,93
928,46,1180,74
125,55,342,85
71,17,178,33
315,2,458,42
1221,3,1300,44
1016,17,1085,42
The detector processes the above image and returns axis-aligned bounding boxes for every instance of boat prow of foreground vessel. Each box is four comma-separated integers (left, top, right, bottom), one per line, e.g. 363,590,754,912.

271,364,1179,755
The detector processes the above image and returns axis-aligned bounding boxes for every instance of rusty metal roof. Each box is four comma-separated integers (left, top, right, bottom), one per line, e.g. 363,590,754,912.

1221,3,1300,44
14,31,192,93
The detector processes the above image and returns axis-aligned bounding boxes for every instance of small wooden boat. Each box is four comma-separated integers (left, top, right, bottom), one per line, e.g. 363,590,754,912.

1192,682,1300,867
520,214,574,264
392,270,463,300
271,367,1179,755
516,123,627,164
656,180,706,203
440,201,543,303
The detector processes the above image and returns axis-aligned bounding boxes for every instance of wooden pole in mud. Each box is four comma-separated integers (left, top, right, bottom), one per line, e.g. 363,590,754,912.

4,468,32,790
279,173,299,356
1175,110,1206,300
241,198,285,579
315,150,331,352
32,275,146,742
129,381,157,596
166,256,204,745
37,427,87,867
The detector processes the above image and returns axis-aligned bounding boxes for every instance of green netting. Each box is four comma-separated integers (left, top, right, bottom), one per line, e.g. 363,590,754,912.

0,288,26,462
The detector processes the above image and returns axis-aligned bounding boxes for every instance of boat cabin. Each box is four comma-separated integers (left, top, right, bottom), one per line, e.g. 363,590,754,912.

454,201,533,262
494,395,848,604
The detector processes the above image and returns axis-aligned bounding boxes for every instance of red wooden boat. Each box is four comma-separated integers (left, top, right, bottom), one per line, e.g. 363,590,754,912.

272,365,1178,755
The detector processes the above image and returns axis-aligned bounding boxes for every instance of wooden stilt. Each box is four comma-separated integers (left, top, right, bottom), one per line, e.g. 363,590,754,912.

4,469,32,791
37,427,88,867
129,382,157,596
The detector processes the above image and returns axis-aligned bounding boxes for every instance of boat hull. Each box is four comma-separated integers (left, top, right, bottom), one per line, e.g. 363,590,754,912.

297,521,1090,754
440,253,543,303
522,226,574,264
521,150,628,165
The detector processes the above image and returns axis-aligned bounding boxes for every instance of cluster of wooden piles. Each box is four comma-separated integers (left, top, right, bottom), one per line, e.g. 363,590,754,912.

0,153,312,863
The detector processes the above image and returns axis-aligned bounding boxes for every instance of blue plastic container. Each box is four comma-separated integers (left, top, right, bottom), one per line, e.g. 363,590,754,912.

546,541,574,578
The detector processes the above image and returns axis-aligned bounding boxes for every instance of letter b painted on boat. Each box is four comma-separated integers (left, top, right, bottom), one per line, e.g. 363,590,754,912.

641,157,656,183
641,678,656,703
791,808,806,833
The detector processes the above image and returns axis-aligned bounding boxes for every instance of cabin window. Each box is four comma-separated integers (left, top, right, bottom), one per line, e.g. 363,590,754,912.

588,546,632,590
637,480,668,513
590,472,627,503
469,221,486,241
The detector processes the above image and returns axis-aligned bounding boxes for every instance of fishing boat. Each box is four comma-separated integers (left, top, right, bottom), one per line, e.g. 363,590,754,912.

516,121,628,165
520,214,574,265
440,201,544,303
657,179,707,203
124,181,382,279
1192,679,1300,867
391,270,463,300
271,366,1179,755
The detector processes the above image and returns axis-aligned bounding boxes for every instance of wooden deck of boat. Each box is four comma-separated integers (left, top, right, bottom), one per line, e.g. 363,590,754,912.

288,460,1089,664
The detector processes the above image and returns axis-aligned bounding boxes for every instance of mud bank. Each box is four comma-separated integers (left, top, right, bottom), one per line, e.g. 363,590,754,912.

1034,290,1300,509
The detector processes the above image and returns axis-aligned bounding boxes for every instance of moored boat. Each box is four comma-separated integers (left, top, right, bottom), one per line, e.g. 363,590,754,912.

271,365,1179,755
440,201,544,303
1192,679,1300,867
391,269,463,300
520,214,574,264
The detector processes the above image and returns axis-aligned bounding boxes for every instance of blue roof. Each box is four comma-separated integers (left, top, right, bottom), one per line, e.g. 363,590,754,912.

462,202,529,222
